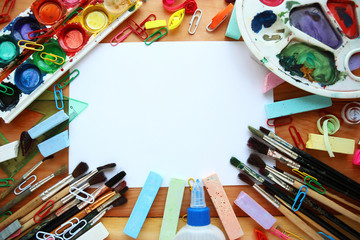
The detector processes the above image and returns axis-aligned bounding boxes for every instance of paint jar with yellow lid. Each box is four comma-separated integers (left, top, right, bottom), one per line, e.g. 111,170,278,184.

80,6,110,33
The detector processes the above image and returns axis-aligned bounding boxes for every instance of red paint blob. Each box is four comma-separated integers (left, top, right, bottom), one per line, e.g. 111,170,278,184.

64,29,84,49
57,23,88,55
260,0,284,7
328,1,358,39
38,1,62,25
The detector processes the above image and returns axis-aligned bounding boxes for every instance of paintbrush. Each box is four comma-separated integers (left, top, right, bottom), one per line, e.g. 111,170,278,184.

247,154,360,224
0,165,67,215
248,137,360,201
0,155,54,202
238,173,324,240
259,168,360,239
0,162,88,230
258,126,360,191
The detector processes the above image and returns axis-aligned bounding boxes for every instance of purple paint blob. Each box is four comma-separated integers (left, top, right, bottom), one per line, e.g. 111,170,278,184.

349,53,360,73
12,17,42,41
290,4,342,49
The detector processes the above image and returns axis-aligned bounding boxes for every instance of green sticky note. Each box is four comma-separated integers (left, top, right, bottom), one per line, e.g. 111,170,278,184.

159,178,186,240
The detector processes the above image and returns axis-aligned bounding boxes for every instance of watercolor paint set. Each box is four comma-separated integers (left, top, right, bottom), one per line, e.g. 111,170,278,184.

237,0,360,98
0,0,142,123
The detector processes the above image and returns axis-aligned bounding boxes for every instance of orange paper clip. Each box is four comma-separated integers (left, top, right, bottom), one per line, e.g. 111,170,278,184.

34,200,54,223
206,3,233,32
288,125,305,150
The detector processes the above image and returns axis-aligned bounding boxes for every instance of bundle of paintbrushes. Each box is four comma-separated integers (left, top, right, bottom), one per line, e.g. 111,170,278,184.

0,161,128,240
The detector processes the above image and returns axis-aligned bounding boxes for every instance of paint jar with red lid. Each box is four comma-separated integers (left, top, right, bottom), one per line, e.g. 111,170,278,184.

32,0,66,25
57,23,89,54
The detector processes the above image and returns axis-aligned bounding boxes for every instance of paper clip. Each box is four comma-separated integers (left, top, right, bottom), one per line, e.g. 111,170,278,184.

188,178,195,191
33,200,54,223
69,186,95,204
292,169,317,181
14,175,37,195
110,26,133,46
255,229,269,240
0,178,14,187
189,9,202,34
0,83,14,96
288,125,305,150
267,116,292,127
55,217,79,237
206,4,233,32
63,219,87,240
36,231,62,240
20,131,34,156
127,19,149,40
0,211,12,223
292,185,307,211
28,28,54,40
17,40,44,51
318,232,335,240
0,0,15,24
54,84,64,110
304,176,326,195
40,52,65,65
8,228,21,239
63,7,83,26
56,69,80,89
268,227,293,240
283,230,304,240
145,27,168,45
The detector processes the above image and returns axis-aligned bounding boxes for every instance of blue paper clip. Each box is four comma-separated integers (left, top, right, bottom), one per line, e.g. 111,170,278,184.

54,84,64,110
318,232,335,240
0,178,14,187
292,185,308,212
0,83,14,96
144,27,168,46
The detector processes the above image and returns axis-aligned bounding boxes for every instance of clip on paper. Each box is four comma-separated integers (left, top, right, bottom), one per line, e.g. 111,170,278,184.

40,52,65,65
145,20,167,29
318,232,335,240
55,217,79,237
0,83,14,96
14,175,37,195
0,178,14,187
110,26,132,46
206,4,234,32
304,176,326,195
289,125,305,150
145,27,168,46
255,229,269,240
54,84,64,110
0,0,15,24
17,40,44,51
28,27,54,40
69,186,95,204
66,219,87,239
34,200,54,223
36,231,62,240
267,116,292,127
189,9,202,34
56,69,80,89
168,8,185,30
292,185,307,212
162,0,197,14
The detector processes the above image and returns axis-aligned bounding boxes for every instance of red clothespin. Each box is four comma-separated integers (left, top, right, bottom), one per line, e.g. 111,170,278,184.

288,125,305,150
0,0,16,24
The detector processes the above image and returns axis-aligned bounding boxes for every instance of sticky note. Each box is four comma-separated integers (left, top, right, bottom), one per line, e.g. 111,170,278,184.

145,20,167,29
265,95,332,119
203,173,244,240
263,72,284,93
124,171,163,239
225,1,241,40
28,110,69,139
159,178,186,240
38,130,70,157
306,133,355,154
77,222,109,240
234,191,276,229
0,140,19,163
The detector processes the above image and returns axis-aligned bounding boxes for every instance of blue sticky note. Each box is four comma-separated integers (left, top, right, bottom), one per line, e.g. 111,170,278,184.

265,95,332,119
38,130,69,157
225,2,241,40
28,110,69,139
123,171,163,239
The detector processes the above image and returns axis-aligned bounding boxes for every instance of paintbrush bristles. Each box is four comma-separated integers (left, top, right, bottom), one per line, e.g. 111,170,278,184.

43,155,54,162
54,165,68,176
105,171,126,188
259,168,270,177
97,163,116,171
238,173,255,186
259,126,271,135
114,180,127,193
89,172,107,185
112,196,127,207
247,154,266,169
72,162,89,178
247,137,269,155
248,126,265,138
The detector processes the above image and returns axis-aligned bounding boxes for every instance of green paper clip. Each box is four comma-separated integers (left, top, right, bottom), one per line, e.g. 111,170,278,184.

304,176,326,195
0,178,14,187
63,7,84,26
0,211,12,223
57,69,80,89
145,27,168,46
0,84,14,96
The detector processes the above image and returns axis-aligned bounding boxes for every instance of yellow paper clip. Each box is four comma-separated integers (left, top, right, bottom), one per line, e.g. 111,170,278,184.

292,169,318,181
189,9,202,34
284,230,305,240
168,8,185,30
145,20,167,29
188,178,195,191
144,27,168,45
40,52,65,65
18,40,44,51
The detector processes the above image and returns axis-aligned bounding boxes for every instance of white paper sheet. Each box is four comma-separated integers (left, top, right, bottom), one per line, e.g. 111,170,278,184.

69,41,274,187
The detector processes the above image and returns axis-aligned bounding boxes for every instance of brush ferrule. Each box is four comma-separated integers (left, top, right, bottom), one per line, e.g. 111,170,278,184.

266,168,294,185
56,198,80,216
267,149,300,169
40,175,73,200
78,184,109,209
98,193,120,212
23,161,43,179
264,135,298,160
70,170,97,188
268,131,294,150
235,160,265,183
264,169,292,192
89,209,108,226
253,184,280,208
30,173,55,191
83,191,116,214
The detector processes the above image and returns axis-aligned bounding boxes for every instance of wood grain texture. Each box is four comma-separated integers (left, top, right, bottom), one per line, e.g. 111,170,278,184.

1,0,360,239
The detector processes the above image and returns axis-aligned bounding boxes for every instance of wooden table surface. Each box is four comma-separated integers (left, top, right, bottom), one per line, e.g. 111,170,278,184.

1,0,360,239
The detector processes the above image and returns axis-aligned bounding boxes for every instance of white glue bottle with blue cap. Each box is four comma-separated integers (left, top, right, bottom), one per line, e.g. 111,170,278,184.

174,179,226,240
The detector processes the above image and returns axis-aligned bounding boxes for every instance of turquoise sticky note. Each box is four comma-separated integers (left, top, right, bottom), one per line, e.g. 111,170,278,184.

159,178,186,240
37,130,69,157
28,110,69,139
225,2,241,40
265,95,332,119
123,171,163,239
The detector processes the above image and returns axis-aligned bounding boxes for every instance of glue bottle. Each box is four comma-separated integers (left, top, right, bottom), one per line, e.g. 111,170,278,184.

174,179,226,240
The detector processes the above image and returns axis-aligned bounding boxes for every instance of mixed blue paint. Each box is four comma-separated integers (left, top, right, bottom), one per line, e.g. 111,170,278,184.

14,63,43,94
335,7,353,28
251,10,277,33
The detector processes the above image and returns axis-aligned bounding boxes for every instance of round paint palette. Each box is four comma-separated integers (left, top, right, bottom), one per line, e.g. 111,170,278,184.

236,0,360,98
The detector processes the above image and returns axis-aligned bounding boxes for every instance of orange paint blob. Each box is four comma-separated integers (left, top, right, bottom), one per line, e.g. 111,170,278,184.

38,1,62,25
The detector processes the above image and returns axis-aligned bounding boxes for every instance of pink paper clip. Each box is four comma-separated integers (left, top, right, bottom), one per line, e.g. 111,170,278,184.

268,227,293,240
0,0,15,24
28,27,55,40
255,229,269,240
288,125,305,150
34,200,54,223
267,116,293,127
110,26,133,46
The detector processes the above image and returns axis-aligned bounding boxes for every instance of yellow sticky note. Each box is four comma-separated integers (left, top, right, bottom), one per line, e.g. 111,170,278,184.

306,133,355,154
145,20,167,29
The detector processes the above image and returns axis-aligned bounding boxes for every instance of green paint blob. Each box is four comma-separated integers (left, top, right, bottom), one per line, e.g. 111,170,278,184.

286,1,300,10
278,42,345,86
261,57,268,64
33,39,66,73
0,41,17,61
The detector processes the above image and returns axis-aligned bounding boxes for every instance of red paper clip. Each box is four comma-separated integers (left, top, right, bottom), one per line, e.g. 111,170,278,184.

33,200,54,223
267,116,293,127
0,0,16,24
288,125,305,150
255,229,269,240
28,27,54,40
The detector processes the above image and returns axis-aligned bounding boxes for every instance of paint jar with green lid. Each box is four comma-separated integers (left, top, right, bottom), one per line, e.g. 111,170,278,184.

33,39,66,73
0,35,20,68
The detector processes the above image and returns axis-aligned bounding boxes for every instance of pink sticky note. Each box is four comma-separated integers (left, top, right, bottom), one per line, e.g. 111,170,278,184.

263,72,285,93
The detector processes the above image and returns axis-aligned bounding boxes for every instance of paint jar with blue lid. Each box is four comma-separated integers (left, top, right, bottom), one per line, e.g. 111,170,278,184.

14,63,43,94
0,35,20,68
12,16,44,41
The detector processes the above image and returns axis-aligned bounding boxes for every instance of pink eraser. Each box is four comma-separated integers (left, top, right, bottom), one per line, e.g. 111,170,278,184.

203,173,244,240
263,72,285,93
353,149,360,165
234,191,276,230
